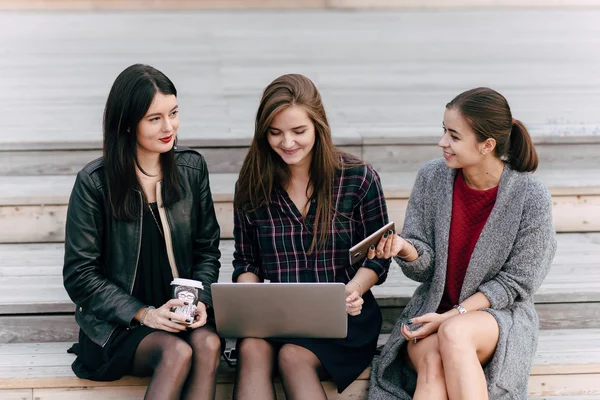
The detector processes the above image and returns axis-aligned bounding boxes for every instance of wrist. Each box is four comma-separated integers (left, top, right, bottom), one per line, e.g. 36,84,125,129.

140,306,155,326
347,280,363,297
397,239,417,260
442,308,460,320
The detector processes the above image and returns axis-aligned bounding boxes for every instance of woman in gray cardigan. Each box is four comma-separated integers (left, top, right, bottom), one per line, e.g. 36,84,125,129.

368,88,557,399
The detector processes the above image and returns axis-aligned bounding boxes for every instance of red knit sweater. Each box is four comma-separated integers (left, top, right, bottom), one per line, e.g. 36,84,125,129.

437,171,499,313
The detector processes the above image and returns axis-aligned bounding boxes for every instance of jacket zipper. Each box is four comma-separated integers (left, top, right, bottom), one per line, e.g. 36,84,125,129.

101,191,143,348
130,191,144,294
156,181,180,279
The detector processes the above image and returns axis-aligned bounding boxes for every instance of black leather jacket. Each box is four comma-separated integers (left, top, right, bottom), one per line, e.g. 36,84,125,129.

63,148,221,347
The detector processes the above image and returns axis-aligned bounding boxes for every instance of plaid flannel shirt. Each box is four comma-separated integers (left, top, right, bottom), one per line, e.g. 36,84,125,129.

232,162,390,285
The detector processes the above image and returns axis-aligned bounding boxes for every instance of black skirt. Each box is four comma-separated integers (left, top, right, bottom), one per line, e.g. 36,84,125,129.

69,203,200,381
267,289,382,393
69,316,219,381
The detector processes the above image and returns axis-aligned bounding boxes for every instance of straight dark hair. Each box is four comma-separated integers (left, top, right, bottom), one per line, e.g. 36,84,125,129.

446,87,539,172
234,74,361,253
103,64,182,220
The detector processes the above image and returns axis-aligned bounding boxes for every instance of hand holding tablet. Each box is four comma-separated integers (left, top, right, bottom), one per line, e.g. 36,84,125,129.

349,221,395,265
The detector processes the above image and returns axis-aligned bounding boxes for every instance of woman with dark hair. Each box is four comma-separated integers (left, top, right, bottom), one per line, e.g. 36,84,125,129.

63,64,222,400
232,74,391,399
368,87,557,399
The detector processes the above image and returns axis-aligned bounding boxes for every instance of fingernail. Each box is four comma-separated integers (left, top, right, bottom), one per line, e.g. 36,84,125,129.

383,233,388,238
186,319,192,323
407,319,413,325
370,245,375,250
184,302,189,306
388,230,393,235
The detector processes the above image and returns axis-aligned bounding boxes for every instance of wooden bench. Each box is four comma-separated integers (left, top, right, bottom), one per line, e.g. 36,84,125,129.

1,234,599,344
1,329,599,399
0,168,599,243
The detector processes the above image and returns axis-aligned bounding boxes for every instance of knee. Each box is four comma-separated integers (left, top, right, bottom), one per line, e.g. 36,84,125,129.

191,331,222,357
277,345,315,375
416,349,444,379
438,318,469,353
161,338,193,371
238,338,272,363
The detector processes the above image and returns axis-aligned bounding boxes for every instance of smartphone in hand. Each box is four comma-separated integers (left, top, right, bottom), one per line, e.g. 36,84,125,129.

348,221,395,265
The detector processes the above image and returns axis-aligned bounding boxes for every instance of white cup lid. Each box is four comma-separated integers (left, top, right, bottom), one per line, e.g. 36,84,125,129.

170,278,204,290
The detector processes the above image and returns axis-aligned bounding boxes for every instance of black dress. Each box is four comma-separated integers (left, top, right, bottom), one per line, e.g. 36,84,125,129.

267,290,382,393
69,203,178,381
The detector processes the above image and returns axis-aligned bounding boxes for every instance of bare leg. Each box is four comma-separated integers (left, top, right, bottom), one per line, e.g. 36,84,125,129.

182,326,222,400
131,331,193,400
406,333,448,400
277,344,327,400
233,338,277,400
438,311,500,400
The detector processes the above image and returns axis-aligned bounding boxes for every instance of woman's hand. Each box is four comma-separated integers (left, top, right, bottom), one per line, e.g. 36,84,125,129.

345,284,364,316
400,313,446,342
367,232,406,259
188,302,208,329
143,299,190,333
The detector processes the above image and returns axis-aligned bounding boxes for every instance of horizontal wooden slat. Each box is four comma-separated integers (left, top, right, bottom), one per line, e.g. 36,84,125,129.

3,0,600,10
0,389,32,400
2,142,598,177
4,297,600,344
0,146,364,176
0,170,599,243
0,11,600,151
528,374,600,396
1,330,599,398
329,0,600,8
1,233,599,315
28,381,369,400
2,169,599,206
13,382,600,400
0,315,78,344
0,0,327,11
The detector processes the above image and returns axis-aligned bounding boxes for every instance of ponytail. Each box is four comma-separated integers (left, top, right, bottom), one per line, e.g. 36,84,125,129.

508,119,538,173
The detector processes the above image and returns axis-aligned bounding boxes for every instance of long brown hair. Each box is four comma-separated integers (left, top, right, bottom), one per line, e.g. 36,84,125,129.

446,87,538,172
235,74,355,253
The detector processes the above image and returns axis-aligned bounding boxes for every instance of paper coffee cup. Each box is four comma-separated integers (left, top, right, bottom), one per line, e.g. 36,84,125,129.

170,278,204,324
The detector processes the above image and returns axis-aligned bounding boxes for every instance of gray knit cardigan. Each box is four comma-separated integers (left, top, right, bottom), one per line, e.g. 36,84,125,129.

369,159,557,400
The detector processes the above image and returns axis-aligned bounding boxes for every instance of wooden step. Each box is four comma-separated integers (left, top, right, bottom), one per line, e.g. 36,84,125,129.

1,234,599,343
2,137,598,176
0,168,599,244
0,329,598,399
0,10,599,174
0,11,598,152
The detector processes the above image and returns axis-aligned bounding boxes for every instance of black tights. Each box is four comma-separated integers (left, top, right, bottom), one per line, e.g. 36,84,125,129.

233,338,328,400
132,328,222,400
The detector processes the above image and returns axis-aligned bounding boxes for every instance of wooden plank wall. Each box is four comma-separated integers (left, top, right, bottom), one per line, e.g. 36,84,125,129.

1,195,599,243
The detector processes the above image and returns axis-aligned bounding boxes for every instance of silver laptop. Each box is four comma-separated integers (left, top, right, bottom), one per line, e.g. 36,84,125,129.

211,283,348,339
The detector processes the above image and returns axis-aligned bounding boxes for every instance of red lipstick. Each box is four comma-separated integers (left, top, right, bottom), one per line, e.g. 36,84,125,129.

159,135,173,144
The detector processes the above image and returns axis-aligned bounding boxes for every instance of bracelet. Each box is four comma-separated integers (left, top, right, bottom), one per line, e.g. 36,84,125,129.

349,279,363,297
140,306,155,326
397,244,417,260
453,304,467,314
